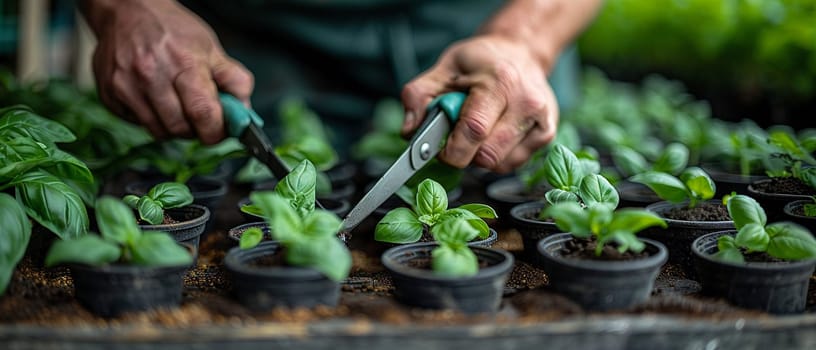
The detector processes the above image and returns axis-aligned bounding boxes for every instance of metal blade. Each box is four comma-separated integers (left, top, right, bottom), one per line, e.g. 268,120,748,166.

341,150,415,232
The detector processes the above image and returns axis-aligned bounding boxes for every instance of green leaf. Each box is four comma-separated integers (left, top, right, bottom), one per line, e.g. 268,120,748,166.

607,208,667,234
652,143,689,175
95,196,141,244
611,146,648,178
0,193,32,295
679,167,716,202
457,203,498,219
579,174,620,208
239,227,264,250
251,192,302,244
395,186,417,208
431,244,478,277
375,207,423,243
44,234,121,267
545,188,580,205
797,167,816,190
769,130,816,165
302,210,342,238
437,208,490,239
587,204,614,235
147,182,193,209
735,223,769,252
286,236,351,281
543,202,591,238
766,222,816,260
544,144,582,190
714,236,745,263
123,195,140,209
274,159,316,216
629,171,689,203
416,179,448,216
0,137,50,183
726,194,766,230
130,232,193,267
240,203,264,218
0,107,76,143
600,230,646,255
137,196,164,225
579,158,601,176
432,215,482,243
41,148,96,206
12,169,89,240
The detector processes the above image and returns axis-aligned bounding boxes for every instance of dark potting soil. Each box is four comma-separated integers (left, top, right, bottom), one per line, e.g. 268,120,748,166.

522,209,554,223
404,256,490,270
753,177,816,196
742,250,788,263
792,204,816,218
663,202,731,221
559,238,650,261
136,213,180,226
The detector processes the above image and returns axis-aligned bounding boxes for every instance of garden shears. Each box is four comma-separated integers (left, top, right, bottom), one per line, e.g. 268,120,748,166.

340,92,466,237
219,92,324,209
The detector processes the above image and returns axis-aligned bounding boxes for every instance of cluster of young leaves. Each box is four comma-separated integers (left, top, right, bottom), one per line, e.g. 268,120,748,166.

529,143,617,210
376,179,497,277
612,142,689,178
701,119,779,176
544,201,667,256
715,194,816,263
518,123,602,191
276,98,338,171
45,196,193,268
629,167,716,208
763,128,816,189
239,160,350,282
124,182,193,225
124,138,246,183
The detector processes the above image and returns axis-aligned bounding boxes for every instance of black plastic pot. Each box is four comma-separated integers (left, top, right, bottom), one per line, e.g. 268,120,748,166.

125,177,228,211
748,179,812,220
642,200,734,277
381,242,514,313
224,241,340,310
692,230,816,314
537,233,668,311
616,180,662,208
509,201,560,266
783,200,816,233
139,205,210,257
69,250,192,317
227,221,271,244
485,176,548,222
237,196,350,222
701,164,767,198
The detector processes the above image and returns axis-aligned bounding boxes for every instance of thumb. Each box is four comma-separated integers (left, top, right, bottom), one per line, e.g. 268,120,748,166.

211,56,255,106
400,67,453,136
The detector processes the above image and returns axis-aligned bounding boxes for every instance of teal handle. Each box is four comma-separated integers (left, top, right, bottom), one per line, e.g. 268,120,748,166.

427,92,465,123
219,92,264,138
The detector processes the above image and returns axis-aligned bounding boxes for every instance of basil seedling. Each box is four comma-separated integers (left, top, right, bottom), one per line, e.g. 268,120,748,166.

629,166,716,208
714,194,816,263
124,182,194,225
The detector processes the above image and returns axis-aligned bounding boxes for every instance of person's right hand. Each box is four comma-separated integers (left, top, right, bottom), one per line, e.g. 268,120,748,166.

81,0,253,144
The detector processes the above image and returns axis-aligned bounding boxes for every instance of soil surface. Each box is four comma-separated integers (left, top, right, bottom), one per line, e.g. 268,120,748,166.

663,202,731,221
753,177,816,196
136,212,179,226
2,170,814,331
559,237,650,261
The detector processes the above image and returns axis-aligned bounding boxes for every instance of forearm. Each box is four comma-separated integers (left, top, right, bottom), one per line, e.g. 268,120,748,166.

479,0,603,73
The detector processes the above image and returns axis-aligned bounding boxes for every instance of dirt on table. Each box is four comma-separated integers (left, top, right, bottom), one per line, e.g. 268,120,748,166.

663,202,731,221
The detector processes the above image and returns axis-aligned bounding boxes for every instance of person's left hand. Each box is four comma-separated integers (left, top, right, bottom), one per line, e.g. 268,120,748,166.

401,35,558,173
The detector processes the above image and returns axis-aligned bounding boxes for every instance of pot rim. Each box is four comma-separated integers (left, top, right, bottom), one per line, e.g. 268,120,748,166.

224,241,329,281
228,221,270,242
537,233,668,272
645,200,734,228
509,201,556,226
747,179,813,200
381,242,514,283
783,200,816,219
137,204,210,230
691,230,816,270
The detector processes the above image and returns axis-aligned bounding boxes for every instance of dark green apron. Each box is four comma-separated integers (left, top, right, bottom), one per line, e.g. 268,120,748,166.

183,0,578,153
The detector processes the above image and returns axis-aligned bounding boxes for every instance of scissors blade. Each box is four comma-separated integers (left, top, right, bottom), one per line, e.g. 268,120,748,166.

341,149,414,232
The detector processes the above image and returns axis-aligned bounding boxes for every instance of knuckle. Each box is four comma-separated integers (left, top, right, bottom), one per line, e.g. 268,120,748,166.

492,61,520,89
519,95,547,114
132,54,158,82
476,144,501,169
187,96,218,123
462,115,490,142
400,81,423,102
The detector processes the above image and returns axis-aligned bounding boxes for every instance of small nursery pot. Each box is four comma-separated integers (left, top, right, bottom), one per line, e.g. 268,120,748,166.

509,201,560,265
692,231,816,314
701,164,767,198
381,242,514,313
783,200,816,233
537,233,667,311
237,196,350,222
224,241,340,310
125,177,228,211
642,200,734,277
485,176,545,221
616,180,662,208
748,179,813,220
69,245,193,317
227,221,271,244
139,204,210,257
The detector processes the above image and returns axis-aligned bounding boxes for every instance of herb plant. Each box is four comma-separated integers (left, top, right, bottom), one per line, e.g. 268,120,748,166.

375,178,497,244
0,193,32,294
123,182,194,225
804,197,816,218
45,196,193,268
544,201,667,256
238,160,350,282
629,167,716,208
714,194,816,263
126,138,246,183
763,129,816,190
612,142,689,178
521,143,601,193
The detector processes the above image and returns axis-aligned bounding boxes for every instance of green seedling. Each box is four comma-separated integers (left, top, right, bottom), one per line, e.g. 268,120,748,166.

764,129,816,190
543,201,667,256
715,194,816,263
520,143,601,193
45,196,192,268
629,167,716,208
804,197,816,218
239,159,318,222
612,142,689,178
123,182,193,225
